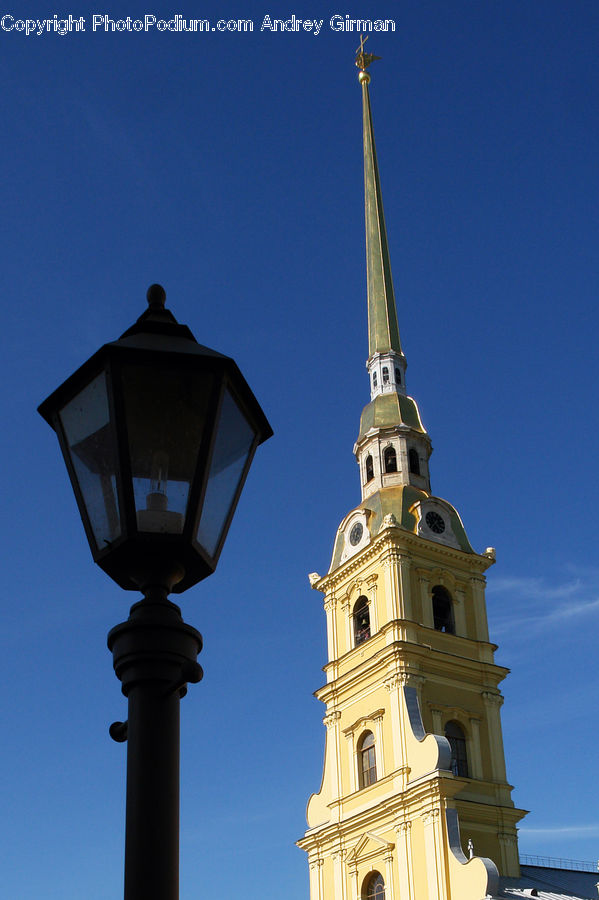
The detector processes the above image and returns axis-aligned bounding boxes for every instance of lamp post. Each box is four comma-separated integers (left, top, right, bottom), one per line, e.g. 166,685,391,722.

38,284,272,900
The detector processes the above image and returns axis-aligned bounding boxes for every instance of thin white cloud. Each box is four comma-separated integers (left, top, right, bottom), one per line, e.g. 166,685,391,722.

487,575,583,601
487,572,599,636
520,823,599,837
548,596,599,620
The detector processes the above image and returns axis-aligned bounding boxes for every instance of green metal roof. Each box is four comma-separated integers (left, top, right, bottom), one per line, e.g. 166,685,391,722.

329,486,474,572
358,393,426,441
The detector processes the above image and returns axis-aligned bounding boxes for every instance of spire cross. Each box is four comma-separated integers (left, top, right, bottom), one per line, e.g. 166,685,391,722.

355,34,381,72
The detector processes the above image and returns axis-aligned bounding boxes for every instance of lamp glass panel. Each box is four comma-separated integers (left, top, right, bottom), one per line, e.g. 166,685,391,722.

196,388,255,556
59,371,121,548
121,364,213,534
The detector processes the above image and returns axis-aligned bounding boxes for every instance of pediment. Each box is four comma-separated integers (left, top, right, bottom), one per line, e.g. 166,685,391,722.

346,831,394,864
342,709,385,737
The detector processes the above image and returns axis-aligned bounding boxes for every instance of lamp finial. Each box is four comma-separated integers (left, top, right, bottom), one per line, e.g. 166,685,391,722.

147,284,166,310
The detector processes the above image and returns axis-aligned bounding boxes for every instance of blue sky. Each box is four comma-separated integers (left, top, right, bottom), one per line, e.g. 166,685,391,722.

1,2,599,898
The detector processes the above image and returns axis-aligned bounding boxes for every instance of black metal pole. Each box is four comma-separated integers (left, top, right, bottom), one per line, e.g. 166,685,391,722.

108,587,202,900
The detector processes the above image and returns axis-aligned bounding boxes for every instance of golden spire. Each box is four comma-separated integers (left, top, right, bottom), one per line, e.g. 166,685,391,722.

357,38,402,358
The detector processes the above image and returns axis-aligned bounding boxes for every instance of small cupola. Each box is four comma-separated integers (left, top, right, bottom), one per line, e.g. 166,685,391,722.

367,350,407,400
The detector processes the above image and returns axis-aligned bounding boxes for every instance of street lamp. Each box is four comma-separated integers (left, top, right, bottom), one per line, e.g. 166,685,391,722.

38,284,273,900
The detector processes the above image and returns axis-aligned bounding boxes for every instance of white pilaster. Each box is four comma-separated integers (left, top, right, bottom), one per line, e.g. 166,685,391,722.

453,586,467,637
396,822,414,900
398,555,412,619
346,729,357,794
342,596,352,655
324,593,338,663
324,710,343,802
431,707,443,736
468,716,483,779
423,809,448,900
383,550,401,625
309,858,324,900
348,863,359,900
384,850,396,900
498,831,520,875
384,675,403,775
470,576,489,642
332,850,347,900
482,692,507,782
366,574,379,633
373,713,385,778
419,573,433,628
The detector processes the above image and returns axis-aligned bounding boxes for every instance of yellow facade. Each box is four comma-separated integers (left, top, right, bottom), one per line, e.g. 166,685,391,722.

298,523,525,899
298,53,526,900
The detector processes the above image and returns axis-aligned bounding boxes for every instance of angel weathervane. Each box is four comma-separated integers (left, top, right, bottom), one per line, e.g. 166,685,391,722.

355,34,381,72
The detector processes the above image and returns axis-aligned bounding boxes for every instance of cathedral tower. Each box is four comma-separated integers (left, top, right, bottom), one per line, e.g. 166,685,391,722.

297,47,526,900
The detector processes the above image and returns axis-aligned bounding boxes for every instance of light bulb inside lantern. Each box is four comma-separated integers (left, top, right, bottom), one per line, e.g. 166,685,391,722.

146,450,169,512
137,450,184,534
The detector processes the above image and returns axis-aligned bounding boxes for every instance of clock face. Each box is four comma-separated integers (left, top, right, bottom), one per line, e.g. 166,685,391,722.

349,522,364,546
425,511,445,534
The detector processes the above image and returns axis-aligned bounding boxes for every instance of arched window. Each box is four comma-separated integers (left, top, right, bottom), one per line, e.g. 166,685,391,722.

395,367,401,385
408,448,420,475
358,731,377,788
445,721,469,777
383,446,397,473
363,871,385,899
353,596,371,645
365,455,374,482
372,372,378,388
382,366,389,385
432,585,455,634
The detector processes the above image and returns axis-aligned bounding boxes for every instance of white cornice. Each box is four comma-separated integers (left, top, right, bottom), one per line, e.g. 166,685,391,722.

316,633,509,702
317,526,493,593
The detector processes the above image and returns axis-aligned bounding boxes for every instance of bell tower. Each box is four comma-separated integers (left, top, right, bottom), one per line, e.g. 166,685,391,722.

297,44,526,900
